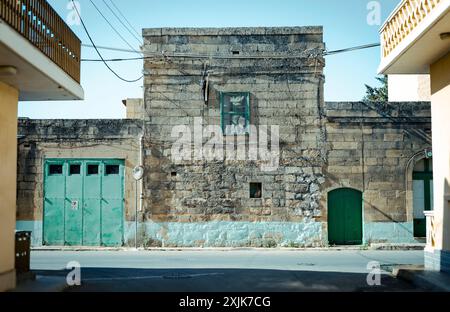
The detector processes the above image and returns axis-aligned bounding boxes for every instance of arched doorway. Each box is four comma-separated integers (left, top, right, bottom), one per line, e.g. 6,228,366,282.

412,158,433,237
328,188,363,245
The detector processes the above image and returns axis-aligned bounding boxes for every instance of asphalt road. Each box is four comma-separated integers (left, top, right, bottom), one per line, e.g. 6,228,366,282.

30,250,425,292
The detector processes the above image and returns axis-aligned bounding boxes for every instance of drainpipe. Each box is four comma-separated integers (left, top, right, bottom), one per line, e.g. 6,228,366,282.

139,132,144,213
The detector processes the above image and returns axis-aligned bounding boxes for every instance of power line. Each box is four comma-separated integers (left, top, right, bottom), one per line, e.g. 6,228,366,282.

82,43,142,54
71,0,143,83
80,43,381,62
108,0,142,39
101,0,143,45
325,43,380,55
88,0,141,54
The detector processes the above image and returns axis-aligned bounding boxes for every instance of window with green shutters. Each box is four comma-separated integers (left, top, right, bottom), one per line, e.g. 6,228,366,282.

220,92,250,135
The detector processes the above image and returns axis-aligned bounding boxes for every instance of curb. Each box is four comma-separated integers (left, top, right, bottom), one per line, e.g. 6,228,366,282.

370,244,425,251
12,275,69,293
393,266,450,292
31,244,425,252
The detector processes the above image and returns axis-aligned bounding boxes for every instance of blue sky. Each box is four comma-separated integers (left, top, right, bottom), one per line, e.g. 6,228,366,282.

18,0,399,119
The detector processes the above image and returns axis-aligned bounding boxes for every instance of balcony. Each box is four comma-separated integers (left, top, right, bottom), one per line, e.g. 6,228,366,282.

0,0,83,100
378,0,450,74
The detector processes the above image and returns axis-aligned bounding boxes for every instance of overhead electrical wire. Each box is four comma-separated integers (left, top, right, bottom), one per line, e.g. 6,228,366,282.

325,43,380,55
101,0,143,45
108,0,142,39
71,0,143,83
88,0,142,54
82,43,141,54
80,42,381,62
74,4,380,83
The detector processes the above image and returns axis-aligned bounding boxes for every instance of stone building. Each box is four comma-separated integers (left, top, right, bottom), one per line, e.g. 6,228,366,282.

16,27,433,247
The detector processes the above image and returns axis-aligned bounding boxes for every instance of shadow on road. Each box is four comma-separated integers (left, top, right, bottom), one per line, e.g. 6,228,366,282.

33,268,419,292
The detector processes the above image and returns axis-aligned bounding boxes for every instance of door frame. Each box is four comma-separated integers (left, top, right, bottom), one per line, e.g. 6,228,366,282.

412,158,433,238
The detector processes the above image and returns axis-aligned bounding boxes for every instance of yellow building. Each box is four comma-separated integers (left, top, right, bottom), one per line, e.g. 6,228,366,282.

379,0,450,272
0,0,83,291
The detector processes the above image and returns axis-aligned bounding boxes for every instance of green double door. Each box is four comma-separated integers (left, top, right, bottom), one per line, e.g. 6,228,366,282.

43,159,124,246
328,188,363,245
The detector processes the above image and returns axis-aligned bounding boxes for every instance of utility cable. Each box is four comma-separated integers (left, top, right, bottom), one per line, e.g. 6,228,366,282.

101,0,143,45
82,43,142,54
80,42,381,62
71,0,143,83
88,0,141,54
325,43,380,55
109,0,142,39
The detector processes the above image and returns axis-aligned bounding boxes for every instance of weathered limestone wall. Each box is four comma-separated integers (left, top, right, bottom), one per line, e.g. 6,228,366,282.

141,27,328,247
15,100,432,247
325,101,431,243
123,98,145,119
16,119,142,246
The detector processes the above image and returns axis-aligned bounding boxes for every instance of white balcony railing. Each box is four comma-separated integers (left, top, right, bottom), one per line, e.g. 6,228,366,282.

380,0,443,59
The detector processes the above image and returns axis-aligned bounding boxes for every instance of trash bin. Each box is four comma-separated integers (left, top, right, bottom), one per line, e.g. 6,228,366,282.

15,231,32,274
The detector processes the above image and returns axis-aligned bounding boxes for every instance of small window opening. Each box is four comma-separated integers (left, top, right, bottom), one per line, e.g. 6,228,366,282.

87,164,99,175
106,165,120,175
69,164,81,175
232,50,240,55
49,164,63,175
171,172,177,177
250,183,262,199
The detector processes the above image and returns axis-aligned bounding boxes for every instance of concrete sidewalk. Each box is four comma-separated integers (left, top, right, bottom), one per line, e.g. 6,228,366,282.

394,266,450,292
11,275,68,292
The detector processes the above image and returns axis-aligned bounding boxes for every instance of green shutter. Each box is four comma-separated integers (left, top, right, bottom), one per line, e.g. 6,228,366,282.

220,92,250,135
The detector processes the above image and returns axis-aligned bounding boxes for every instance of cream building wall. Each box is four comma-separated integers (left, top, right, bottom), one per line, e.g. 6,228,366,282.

430,52,450,257
0,81,18,291
389,75,431,102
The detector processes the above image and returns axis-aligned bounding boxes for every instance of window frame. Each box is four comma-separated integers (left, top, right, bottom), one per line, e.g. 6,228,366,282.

86,163,100,176
68,163,82,176
249,182,263,199
220,92,251,136
105,164,120,176
48,163,64,176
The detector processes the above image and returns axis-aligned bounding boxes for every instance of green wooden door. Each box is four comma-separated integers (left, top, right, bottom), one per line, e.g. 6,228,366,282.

83,162,102,246
101,161,125,247
43,159,124,246
43,162,65,245
64,162,83,245
328,188,363,245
